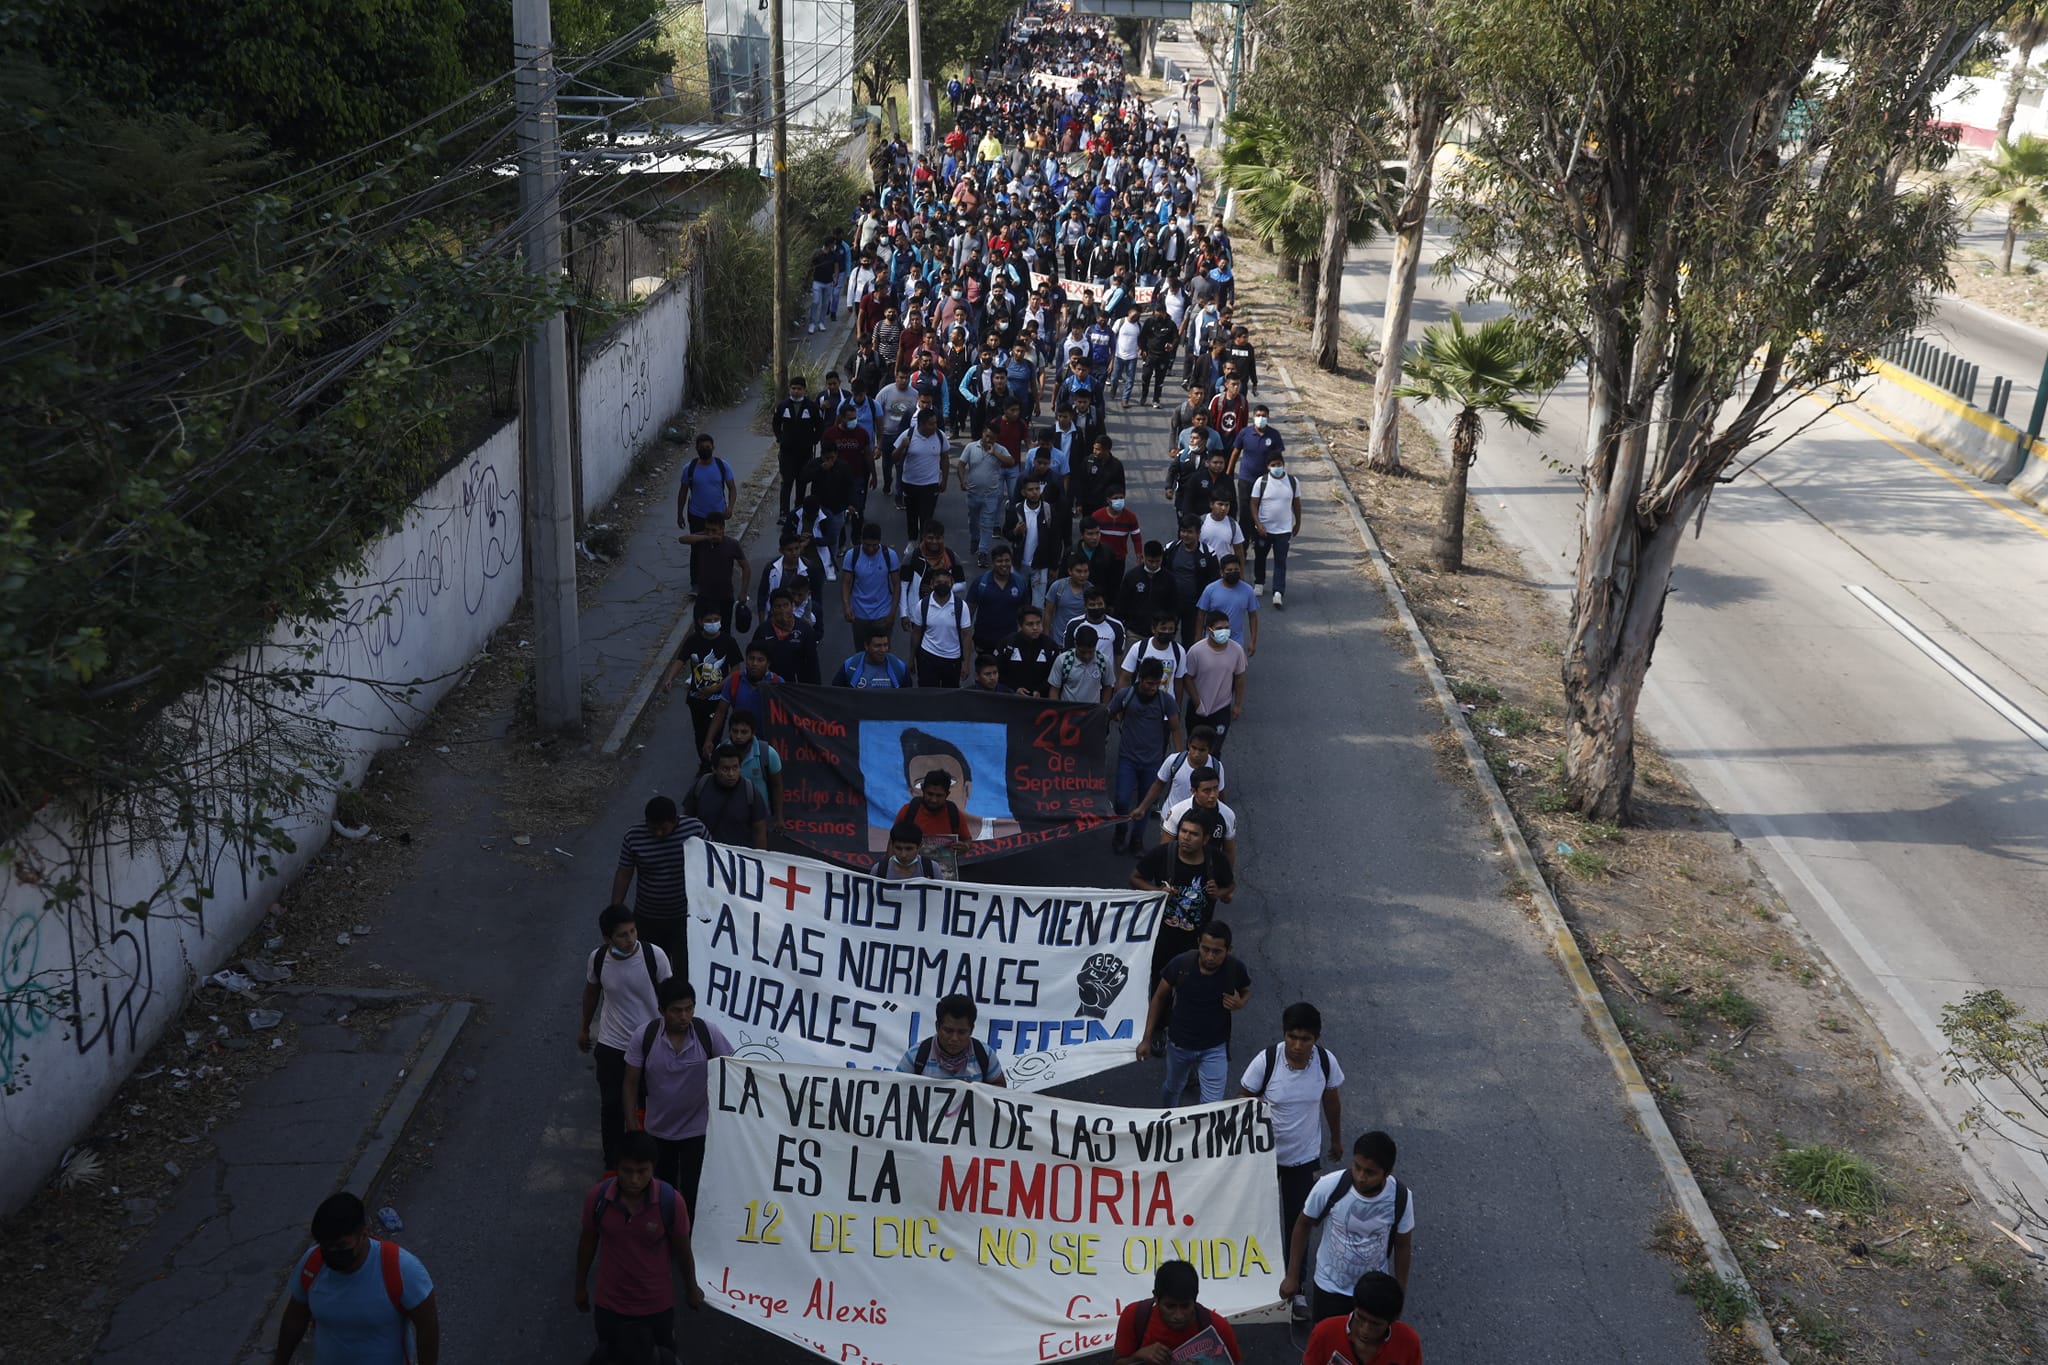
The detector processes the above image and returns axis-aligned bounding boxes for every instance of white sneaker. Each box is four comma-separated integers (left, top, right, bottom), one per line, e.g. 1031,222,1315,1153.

1272,590,1284,608
1251,583,1263,598
808,324,818,334
824,562,838,582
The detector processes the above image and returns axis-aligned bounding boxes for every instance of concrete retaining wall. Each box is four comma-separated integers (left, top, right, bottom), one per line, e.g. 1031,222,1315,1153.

0,269,704,1215
1858,357,2035,490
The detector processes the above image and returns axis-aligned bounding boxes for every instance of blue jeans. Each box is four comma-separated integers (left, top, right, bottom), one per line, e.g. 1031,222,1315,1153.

965,490,1001,555
1161,1041,1229,1107
1111,355,1139,401
810,281,834,329
1114,751,1150,843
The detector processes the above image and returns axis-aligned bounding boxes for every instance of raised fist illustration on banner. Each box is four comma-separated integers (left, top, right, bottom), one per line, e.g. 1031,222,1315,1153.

1075,952,1130,1020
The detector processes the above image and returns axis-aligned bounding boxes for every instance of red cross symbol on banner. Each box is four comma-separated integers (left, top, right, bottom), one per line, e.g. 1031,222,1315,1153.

768,864,812,912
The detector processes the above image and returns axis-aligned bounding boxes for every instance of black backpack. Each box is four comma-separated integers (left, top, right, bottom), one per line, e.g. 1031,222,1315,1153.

1310,1171,1411,1261
590,943,661,997
639,1015,714,1062
912,1036,993,1076
1244,1041,1333,1097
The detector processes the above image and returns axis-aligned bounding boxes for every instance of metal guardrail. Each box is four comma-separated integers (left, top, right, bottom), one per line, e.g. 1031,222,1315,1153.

1879,334,2011,419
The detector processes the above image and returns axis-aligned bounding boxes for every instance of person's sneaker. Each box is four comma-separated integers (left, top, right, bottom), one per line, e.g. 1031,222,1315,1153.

978,551,990,568
1272,590,1284,608
824,562,838,582
1290,1295,1311,1321
1251,582,1263,598
1110,828,1128,853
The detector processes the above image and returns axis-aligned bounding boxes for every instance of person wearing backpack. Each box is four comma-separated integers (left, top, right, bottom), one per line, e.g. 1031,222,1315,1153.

1280,1131,1416,1326
1136,921,1251,1108
579,904,674,1172
872,820,944,881
895,992,1005,1084
574,1130,704,1365
622,978,733,1222
1109,1258,1243,1365
683,746,767,849
1107,659,1181,852
274,1192,437,1365
1239,1002,1345,1316
908,565,974,686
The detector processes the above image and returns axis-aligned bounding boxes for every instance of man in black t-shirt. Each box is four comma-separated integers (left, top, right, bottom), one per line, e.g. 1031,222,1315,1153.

1129,812,1235,988
1135,921,1251,1107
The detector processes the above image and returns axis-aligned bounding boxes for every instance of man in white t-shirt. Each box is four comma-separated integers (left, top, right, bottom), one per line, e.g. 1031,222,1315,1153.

1120,612,1190,700
909,566,973,687
577,904,674,1171
1162,783,1237,863
1111,307,1144,406
1132,728,1228,828
1280,1130,1415,1326
1248,455,1303,607
1238,1002,1344,1316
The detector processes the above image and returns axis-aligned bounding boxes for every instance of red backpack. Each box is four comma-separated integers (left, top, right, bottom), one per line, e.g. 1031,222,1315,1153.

298,1239,410,1362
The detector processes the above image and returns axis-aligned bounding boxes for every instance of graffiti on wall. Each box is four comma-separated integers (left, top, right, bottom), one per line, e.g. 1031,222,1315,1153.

316,453,522,708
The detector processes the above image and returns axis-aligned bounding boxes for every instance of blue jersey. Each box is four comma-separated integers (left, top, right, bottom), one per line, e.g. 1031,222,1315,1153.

289,1240,432,1365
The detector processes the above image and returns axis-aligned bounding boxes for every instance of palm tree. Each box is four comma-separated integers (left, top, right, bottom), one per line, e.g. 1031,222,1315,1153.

1971,134,2048,273
1218,107,1395,320
1393,313,1547,572
1998,3,2048,146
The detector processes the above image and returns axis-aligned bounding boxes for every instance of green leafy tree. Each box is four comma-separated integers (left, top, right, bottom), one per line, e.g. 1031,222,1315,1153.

1444,0,1976,821
855,0,1011,112
1971,133,2048,272
1394,313,1547,571
1942,988,2048,1238
1996,2,2048,144
1219,107,1394,317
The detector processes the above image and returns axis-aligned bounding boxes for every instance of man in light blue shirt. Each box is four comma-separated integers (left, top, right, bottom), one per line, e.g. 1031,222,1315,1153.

1196,557,1258,658
277,1192,437,1365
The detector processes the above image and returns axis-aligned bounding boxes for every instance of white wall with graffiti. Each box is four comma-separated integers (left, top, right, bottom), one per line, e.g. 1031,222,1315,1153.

579,270,695,521
0,271,697,1214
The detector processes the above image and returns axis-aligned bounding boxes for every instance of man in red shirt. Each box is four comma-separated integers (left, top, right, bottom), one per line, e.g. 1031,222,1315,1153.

1112,1260,1243,1365
574,1131,704,1364
1300,1273,1422,1365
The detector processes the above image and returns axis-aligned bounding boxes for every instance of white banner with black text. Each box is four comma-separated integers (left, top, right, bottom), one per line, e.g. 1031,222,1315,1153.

698,1060,1283,1362
683,839,1163,1089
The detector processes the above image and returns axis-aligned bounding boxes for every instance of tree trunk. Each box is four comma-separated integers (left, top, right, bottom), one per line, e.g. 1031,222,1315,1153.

1367,85,1447,472
1999,36,2041,146
1433,411,1479,570
1309,134,1352,370
2006,211,2020,273
1560,491,1701,820
1297,256,1320,318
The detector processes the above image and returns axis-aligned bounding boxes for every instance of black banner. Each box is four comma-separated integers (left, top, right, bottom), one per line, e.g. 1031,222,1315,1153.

758,683,1113,867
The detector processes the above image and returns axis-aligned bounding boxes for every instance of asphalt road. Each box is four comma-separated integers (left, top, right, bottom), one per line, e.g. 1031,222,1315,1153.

358,386,1710,1362
1341,216,2048,1211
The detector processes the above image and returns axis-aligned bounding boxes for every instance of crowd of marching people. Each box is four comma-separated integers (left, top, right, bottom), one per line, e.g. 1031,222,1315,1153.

274,10,1417,1365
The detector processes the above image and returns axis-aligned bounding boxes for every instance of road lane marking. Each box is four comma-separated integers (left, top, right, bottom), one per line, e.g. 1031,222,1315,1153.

1844,584,2048,751
1816,398,2048,542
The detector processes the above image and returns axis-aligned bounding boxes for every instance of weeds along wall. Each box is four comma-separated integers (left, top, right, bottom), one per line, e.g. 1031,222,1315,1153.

0,266,700,1215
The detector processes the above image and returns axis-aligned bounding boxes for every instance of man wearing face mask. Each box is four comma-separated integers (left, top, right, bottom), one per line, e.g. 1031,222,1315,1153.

1184,610,1248,753
1117,541,1180,638
1231,403,1285,546
1249,447,1303,608
275,1192,438,1365
1197,555,1258,659
1089,483,1142,574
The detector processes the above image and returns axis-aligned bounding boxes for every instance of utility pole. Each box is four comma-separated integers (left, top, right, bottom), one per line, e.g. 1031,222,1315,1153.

771,0,789,389
907,0,927,157
1228,0,1244,114
513,0,581,731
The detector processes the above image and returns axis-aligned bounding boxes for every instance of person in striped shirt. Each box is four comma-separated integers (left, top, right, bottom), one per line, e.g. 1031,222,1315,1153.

610,797,705,979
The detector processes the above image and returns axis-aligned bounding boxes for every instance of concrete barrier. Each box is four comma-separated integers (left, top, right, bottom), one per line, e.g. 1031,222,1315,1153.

1857,357,2028,484
2013,448,2048,508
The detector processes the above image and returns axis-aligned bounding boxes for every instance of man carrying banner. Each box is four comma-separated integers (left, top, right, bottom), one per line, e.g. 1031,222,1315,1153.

1111,1259,1244,1365
894,993,1007,1085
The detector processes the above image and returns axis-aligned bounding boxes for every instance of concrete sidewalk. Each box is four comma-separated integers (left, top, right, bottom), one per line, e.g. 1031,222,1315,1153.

82,313,856,1365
